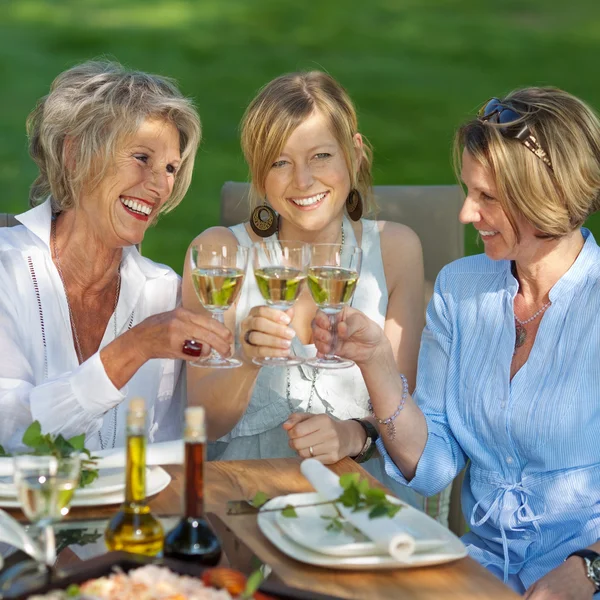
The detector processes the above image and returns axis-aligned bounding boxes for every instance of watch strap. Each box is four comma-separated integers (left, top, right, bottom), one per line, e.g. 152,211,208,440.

350,419,379,464
566,549,600,591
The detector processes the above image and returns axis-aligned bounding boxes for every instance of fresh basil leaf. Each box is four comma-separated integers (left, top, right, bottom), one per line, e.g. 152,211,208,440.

358,478,370,495
364,487,386,503
251,491,270,509
339,472,360,489
338,485,360,508
368,504,389,519
67,434,85,451
22,421,42,447
281,505,298,518
54,435,75,457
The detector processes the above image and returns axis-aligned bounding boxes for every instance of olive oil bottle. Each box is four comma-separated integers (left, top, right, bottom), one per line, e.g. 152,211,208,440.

104,397,164,556
164,406,221,565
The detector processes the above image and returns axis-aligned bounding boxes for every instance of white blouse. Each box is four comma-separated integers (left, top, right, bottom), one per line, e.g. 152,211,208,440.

0,200,183,452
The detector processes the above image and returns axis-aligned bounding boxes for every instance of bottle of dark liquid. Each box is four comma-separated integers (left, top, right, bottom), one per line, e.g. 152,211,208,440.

164,406,222,565
104,397,164,556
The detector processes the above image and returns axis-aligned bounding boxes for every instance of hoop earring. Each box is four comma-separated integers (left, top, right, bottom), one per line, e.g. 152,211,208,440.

346,189,363,221
250,203,278,237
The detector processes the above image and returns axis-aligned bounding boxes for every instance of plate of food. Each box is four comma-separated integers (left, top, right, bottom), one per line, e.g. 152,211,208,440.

1,552,345,600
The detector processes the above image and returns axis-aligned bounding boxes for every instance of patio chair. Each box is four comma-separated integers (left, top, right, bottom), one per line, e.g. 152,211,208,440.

220,182,468,536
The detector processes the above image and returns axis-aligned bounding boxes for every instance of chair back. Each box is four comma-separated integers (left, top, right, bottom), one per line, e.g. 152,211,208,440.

220,182,465,294
0,213,20,228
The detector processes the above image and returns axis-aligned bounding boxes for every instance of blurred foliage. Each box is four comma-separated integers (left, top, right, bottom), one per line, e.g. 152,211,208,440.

2,0,600,271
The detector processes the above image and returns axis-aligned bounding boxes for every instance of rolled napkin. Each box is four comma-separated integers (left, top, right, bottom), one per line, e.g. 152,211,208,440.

0,440,184,477
300,458,416,561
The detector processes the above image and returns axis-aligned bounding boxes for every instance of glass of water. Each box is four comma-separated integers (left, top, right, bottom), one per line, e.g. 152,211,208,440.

13,454,81,566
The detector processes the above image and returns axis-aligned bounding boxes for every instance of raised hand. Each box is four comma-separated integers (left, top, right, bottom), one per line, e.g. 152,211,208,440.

134,307,234,362
240,305,296,362
312,306,388,367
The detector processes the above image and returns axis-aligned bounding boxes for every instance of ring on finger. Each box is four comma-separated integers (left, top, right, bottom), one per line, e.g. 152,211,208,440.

309,446,314,457
244,330,257,347
182,339,203,357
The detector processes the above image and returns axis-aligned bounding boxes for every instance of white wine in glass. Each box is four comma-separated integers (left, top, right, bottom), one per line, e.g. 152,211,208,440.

306,244,362,369
252,240,309,367
13,454,81,566
189,243,249,368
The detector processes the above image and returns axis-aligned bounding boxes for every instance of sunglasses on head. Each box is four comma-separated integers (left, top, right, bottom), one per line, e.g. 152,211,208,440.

478,98,553,171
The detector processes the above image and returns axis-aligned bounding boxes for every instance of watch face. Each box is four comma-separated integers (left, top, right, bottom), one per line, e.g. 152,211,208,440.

591,558,600,581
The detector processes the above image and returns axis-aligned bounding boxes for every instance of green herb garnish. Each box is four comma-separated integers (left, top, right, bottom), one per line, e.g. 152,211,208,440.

250,473,403,529
1,421,99,488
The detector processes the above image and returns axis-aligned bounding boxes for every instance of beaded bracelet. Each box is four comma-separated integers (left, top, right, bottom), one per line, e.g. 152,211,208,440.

368,373,408,440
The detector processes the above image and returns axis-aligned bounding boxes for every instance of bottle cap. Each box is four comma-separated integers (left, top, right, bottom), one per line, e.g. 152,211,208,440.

184,406,206,441
127,397,146,429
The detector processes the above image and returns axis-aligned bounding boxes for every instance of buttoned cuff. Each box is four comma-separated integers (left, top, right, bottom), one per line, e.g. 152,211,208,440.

71,352,127,417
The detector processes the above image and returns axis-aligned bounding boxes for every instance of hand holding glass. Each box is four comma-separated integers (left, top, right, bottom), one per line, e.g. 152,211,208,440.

189,242,248,368
252,240,309,367
306,244,362,369
13,454,81,566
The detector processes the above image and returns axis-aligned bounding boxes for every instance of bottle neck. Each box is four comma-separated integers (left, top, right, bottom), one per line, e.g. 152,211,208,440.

183,440,205,518
125,430,147,504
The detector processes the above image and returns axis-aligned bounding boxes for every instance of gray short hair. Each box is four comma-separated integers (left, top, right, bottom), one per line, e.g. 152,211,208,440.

27,60,201,214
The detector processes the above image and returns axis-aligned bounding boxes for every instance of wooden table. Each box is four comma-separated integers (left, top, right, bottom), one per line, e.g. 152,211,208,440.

7,458,519,600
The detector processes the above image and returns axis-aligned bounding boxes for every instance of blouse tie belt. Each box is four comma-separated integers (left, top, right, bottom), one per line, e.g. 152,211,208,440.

470,481,545,583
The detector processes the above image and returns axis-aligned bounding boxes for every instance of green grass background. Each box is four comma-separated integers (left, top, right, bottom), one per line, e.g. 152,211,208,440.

3,0,600,272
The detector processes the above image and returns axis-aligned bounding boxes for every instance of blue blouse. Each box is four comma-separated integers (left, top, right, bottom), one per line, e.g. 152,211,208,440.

378,228,600,592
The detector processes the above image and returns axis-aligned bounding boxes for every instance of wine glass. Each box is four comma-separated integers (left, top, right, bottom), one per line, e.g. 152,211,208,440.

189,242,249,368
13,454,81,567
252,240,309,367
306,244,363,369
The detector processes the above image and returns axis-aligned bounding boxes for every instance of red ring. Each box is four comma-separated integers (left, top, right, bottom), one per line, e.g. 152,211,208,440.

182,339,203,357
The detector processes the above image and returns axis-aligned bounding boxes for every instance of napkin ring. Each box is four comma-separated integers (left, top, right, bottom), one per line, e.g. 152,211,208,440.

368,373,408,440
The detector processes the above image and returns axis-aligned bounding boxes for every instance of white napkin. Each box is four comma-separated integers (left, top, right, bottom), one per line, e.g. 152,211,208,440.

0,440,184,477
300,458,416,561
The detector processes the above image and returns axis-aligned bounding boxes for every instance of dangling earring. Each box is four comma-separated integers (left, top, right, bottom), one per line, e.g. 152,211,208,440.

346,189,363,221
250,202,278,237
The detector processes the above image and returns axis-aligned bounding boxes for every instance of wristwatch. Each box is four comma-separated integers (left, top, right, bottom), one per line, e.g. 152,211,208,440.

566,549,600,592
350,419,379,464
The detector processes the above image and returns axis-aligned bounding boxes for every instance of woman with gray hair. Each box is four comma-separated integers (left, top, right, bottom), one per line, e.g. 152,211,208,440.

0,60,232,452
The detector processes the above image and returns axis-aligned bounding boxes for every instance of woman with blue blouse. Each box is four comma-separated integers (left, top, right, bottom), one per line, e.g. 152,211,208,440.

313,87,600,599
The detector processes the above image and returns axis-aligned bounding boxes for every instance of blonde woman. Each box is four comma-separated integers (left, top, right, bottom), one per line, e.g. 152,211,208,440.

312,88,600,597
184,71,425,507
0,60,232,452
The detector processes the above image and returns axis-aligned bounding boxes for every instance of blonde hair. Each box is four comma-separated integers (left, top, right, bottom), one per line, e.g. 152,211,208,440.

240,71,376,216
27,60,201,214
454,87,600,240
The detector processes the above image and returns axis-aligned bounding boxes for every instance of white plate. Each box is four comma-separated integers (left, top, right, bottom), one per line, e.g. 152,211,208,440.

0,468,127,498
0,466,170,508
258,493,467,569
274,493,446,557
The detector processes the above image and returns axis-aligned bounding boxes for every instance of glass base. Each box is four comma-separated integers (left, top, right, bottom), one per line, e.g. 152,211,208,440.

252,356,305,367
189,356,243,369
305,355,355,370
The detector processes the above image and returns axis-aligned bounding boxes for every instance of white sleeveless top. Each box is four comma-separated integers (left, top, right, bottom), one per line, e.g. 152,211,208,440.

208,215,422,508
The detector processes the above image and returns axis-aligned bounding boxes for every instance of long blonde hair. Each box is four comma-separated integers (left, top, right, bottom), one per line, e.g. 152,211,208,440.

241,71,376,216
27,60,201,214
454,87,600,240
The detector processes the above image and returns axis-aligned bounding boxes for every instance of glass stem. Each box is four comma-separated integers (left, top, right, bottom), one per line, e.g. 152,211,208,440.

210,312,226,359
43,524,56,566
324,312,338,359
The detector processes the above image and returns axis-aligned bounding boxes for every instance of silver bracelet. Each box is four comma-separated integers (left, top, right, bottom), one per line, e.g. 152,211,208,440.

368,373,408,440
